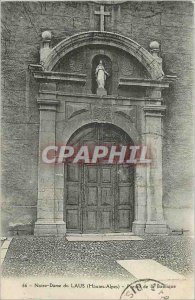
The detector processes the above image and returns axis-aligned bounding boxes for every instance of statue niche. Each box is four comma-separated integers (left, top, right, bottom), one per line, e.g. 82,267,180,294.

91,55,112,96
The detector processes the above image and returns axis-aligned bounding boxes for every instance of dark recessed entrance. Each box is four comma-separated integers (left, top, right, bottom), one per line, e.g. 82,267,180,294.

64,123,134,233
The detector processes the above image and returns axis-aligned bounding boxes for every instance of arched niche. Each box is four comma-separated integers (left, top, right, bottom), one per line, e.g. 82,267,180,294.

91,54,112,95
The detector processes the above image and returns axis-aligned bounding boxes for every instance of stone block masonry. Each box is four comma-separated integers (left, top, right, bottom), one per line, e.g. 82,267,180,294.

1,1,194,235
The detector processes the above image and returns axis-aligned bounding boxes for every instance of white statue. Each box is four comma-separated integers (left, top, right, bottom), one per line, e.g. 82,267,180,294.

95,60,109,90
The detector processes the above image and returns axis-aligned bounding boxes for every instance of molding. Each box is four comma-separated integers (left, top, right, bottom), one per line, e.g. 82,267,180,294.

145,222,168,234
145,113,164,117
144,105,166,117
37,99,59,105
43,31,164,80
34,222,66,236
41,91,147,102
143,105,166,112
29,65,86,83
37,99,59,111
119,77,170,88
34,70,86,83
29,64,43,72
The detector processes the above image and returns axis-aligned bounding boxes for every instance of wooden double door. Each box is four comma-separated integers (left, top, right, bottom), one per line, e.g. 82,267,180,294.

65,124,134,233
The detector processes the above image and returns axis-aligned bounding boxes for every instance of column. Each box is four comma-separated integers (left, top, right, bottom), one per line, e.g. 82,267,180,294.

132,164,147,234
144,89,167,234
34,83,66,236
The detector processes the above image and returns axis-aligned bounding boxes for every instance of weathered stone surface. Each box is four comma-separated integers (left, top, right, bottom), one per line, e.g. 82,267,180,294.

1,1,193,234
54,189,64,201
164,208,194,232
2,106,39,124
161,13,193,28
1,139,38,156
1,205,37,235
1,154,38,191
2,123,39,140
1,187,37,207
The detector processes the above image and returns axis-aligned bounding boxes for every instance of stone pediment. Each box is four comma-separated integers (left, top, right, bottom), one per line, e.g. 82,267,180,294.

29,31,175,99
41,31,164,81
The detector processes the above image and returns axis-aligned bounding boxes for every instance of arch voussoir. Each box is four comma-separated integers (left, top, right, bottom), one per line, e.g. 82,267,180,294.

44,31,164,80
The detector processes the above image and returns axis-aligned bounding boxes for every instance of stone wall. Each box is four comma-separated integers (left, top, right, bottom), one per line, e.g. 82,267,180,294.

1,1,194,234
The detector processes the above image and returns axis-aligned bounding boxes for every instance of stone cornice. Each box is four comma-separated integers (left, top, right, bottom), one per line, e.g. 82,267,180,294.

39,91,166,104
144,105,166,111
37,99,59,105
119,78,170,88
34,71,86,83
37,99,59,111
29,65,86,84
144,105,166,116
39,91,149,103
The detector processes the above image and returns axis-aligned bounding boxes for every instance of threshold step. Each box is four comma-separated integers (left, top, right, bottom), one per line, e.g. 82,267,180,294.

66,233,143,241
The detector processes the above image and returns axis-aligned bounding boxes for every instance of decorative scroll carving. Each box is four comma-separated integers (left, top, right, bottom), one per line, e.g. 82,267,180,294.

66,103,90,120
114,106,137,124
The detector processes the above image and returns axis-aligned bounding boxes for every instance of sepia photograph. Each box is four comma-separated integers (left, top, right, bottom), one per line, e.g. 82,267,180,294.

1,0,194,299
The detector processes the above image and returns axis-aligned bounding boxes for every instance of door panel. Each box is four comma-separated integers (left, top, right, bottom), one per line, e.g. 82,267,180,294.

65,123,134,233
117,165,134,231
87,186,98,205
87,166,98,182
119,186,130,205
101,187,112,205
67,164,79,181
118,210,131,229
67,209,80,230
85,211,97,230
118,166,130,182
100,210,113,230
83,165,99,232
66,185,79,205
65,164,82,232
102,168,111,183
83,165,115,232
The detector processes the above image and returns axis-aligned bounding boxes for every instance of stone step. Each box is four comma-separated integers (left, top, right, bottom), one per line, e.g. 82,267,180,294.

66,234,143,241
66,232,135,237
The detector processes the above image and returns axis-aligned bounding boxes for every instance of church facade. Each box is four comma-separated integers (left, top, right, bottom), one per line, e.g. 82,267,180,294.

1,1,194,236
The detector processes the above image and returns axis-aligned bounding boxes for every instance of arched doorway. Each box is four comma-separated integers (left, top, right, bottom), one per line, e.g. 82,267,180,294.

64,123,134,233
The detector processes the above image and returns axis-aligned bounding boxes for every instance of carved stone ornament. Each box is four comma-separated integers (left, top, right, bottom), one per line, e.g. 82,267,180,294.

92,105,112,121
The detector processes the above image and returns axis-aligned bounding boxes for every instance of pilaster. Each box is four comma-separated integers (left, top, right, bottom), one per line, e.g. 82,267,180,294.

34,83,66,236
144,88,168,234
132,164,147,234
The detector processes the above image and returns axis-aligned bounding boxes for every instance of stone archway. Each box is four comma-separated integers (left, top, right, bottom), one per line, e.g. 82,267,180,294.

64,123,135,233
33,30,170,236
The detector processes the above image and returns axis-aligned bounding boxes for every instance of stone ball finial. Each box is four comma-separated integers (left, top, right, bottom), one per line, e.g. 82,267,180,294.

42,30,52,41
149,41,160,51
